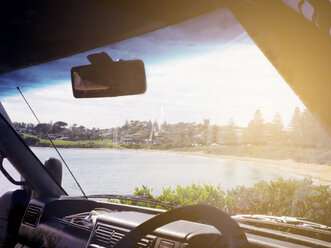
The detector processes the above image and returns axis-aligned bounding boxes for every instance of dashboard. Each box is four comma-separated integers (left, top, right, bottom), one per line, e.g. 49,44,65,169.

15,197,331,248
17,197,223,248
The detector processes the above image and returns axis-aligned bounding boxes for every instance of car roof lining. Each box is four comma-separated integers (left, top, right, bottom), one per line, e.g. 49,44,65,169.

0,0,224,74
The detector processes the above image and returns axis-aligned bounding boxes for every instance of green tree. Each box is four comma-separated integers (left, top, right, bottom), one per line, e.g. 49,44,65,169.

288,108,331,148
289,107,303,146
242,110,266,145
211,125,219,144
35,123,51,136
267,112,285,145
222,118,238,145
51,121,68,135
272,112,283,130
300,109,331,148
203,119,210,145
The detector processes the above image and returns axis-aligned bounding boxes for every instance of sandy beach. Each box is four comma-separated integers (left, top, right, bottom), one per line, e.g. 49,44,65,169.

139,148,331,185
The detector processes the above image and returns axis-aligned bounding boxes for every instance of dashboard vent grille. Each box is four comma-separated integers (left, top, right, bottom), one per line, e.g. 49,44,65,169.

109,231,154,248
92,224,114,247
90,224,155,248
23,204,42,227
137,237,155,248
109,231,125,247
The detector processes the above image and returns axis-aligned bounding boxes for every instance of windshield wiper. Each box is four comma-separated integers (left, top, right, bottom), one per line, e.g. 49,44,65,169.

86,194,178,209
233,214,331,243
233,215,330,231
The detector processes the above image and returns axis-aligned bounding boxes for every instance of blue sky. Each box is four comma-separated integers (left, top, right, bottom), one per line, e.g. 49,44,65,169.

0,8,305,128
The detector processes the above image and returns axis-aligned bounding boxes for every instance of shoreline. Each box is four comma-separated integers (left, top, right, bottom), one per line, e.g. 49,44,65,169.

136,148,331,184
32,146,331,185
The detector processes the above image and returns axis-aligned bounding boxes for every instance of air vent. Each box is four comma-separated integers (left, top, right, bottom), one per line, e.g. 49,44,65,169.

23,204,42,227
90,224,155,248
137,237,155,248
109,231,125,247
109,231,154,248
91,224,115,247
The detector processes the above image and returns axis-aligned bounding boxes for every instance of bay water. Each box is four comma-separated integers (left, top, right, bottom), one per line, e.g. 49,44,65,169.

0,147,307,197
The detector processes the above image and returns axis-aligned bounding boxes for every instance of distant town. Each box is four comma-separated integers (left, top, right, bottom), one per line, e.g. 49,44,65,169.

14,107,331,151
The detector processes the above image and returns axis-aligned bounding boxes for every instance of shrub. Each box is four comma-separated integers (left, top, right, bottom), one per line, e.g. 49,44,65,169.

129,178,330,225
157,183,224,208
23,136,40,146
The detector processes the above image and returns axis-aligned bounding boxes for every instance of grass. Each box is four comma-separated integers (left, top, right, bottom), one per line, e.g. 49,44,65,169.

21,133,114,148
39,138,115,148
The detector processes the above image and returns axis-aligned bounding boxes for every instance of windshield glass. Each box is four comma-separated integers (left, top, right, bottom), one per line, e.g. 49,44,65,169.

0,7,330,225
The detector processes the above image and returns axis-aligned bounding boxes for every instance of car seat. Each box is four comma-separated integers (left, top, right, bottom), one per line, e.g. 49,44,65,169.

0,189,30,248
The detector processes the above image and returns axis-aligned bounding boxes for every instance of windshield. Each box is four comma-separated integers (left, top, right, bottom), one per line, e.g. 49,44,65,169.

0,7,330,225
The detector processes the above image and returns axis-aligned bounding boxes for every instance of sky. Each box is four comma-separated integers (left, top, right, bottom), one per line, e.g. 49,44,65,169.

0,8,305,129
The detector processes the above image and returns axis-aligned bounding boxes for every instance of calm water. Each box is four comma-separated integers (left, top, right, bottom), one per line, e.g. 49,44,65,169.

1,147,305,196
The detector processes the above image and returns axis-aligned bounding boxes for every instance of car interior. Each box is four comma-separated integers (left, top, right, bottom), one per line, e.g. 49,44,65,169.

0,1,330,248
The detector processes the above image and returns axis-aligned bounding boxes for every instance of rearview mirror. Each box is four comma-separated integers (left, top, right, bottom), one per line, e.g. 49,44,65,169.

71,58,146,98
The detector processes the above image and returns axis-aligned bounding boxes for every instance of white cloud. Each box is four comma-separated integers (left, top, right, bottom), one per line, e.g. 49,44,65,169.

1,40,305,129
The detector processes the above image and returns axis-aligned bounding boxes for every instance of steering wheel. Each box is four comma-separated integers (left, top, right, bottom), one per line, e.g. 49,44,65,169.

114,204,248,248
